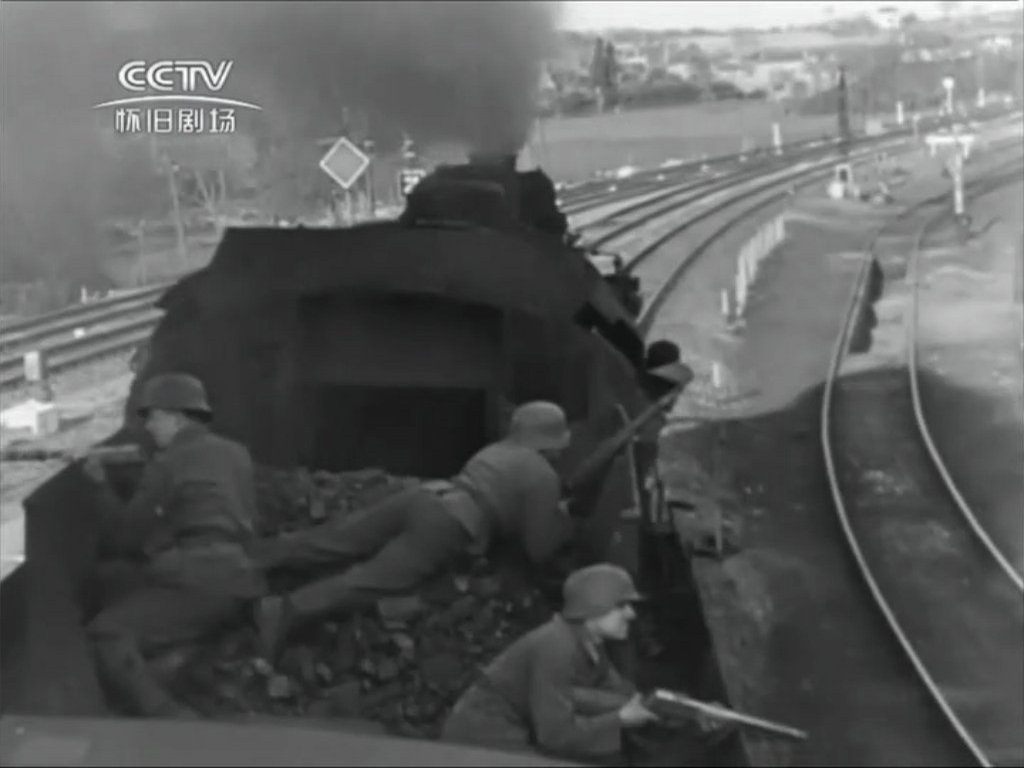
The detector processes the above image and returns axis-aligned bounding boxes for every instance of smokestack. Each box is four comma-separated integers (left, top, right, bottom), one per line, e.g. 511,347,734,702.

468,152,518,171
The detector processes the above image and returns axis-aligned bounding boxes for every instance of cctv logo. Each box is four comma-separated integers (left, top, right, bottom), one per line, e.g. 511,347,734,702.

92,60,262,111
120,60,232,93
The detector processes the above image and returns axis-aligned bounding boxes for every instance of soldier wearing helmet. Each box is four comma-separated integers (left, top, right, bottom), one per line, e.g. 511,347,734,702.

253,400,577,664
81,373,262,718
441,563,659,761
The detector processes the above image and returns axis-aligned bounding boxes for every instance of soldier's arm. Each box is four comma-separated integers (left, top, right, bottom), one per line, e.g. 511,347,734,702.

570,686,632,715
93,459,170,552
520,470,573,565
602,663,638,698
233,446,259,538
528,644,625,760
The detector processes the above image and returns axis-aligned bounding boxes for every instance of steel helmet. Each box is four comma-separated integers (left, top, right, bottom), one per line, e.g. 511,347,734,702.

644,340,680,369
561,563,644,621
644,340,693,388
137,373,212,418
508,401,571,452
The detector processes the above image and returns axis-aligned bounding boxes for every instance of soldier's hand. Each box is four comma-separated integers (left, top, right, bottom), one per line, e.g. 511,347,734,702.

81,456,107,484
618,693,660,728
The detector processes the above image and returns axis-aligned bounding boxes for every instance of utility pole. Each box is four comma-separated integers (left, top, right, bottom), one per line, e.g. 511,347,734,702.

149,135,188,272
361,138,376,218
975,49,986,107
165,158,188,272
837,65,852,157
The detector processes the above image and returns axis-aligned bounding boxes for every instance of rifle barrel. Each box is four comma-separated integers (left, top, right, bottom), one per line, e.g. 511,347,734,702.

651,690,808,741
564,385,681,495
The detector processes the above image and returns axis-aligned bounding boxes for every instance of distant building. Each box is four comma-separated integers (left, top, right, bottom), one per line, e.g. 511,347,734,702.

667,62,698,82
711,54,834,99
980,35,1013,52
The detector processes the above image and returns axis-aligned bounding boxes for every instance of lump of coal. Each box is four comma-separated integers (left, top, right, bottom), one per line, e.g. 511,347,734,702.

253,465,419,537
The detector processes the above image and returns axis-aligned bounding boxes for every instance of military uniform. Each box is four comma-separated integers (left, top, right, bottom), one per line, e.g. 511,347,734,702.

442,614,635,760
255,402,576,662
442,563,648,764
86,375,262,717
260,439,572,603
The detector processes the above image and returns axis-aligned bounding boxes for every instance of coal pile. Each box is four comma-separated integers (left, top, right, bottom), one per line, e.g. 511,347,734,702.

170,466,554,738
252,465,421,536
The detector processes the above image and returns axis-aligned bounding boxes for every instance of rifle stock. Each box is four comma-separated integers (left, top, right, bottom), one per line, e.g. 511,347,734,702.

0,445,145,464
563,387,680,501
644,689,808,742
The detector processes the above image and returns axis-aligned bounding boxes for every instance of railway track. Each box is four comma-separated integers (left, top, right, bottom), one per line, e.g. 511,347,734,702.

0,109,1010,360
0,141,811,383
0,138,801,360
0,131,917,394
2,116,1018,399
822,160,1024,767
608,135,1021,334
558,106,961,210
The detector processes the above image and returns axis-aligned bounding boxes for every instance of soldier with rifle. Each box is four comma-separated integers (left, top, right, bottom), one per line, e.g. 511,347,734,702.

253,401,579,663
441,564,761,764
441,563,656,763
253,389,685,664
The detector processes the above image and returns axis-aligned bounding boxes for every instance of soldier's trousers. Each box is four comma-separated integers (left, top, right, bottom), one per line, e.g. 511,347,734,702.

87,544,258,717
258,486,470,619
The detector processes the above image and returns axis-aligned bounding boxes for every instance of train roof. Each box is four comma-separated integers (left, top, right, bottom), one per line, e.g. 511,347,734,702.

160,223,604,321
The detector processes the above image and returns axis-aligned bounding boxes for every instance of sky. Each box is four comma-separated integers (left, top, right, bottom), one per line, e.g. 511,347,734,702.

557,1,1008,31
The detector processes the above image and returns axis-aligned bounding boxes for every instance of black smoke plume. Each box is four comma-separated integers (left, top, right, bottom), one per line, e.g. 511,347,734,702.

0,1,562,292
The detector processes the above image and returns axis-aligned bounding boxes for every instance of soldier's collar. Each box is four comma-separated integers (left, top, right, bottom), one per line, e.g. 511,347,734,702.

168,421,209,448
561,616,603,664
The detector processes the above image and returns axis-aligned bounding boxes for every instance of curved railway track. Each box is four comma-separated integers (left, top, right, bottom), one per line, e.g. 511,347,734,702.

1,118,1018,398
0,109,1007,357
0,132,910,393
821,160,1024,767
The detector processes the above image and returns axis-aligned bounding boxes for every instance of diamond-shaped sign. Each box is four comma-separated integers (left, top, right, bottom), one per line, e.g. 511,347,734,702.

319,136,370,191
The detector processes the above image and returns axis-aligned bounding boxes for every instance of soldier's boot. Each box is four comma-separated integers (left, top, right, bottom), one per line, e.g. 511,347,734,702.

95,636,200,719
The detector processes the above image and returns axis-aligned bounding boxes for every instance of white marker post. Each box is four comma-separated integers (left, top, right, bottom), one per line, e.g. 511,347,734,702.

896,101,905,126
772,123,782,156
720,289,731,321
709,359,727,555
735,266,748,318
23,351,46,385
942,76,956,116
952,163,965,217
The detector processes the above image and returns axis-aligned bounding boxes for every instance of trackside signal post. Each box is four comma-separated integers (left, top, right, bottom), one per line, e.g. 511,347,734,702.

396,136,426,200
925,130,975,219
318,135,371,225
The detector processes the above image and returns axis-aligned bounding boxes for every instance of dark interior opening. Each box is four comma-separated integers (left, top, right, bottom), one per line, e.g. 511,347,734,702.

311,384,488,478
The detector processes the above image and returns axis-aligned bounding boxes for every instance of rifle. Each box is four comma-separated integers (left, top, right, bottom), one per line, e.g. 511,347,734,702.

562,387,682,502
0,444,145,465
644,689,808,742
